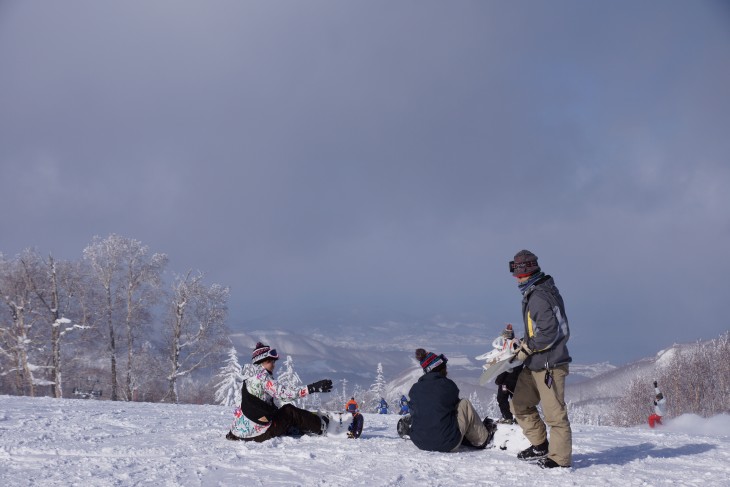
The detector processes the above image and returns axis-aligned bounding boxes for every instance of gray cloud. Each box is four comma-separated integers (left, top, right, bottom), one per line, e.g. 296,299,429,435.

1,1,729,364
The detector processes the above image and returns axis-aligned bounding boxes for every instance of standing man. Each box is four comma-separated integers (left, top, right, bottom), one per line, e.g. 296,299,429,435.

509,250,572,468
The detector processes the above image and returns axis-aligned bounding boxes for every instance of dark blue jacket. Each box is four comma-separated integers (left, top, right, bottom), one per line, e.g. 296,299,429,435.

348,413,364,438
407,372,461,452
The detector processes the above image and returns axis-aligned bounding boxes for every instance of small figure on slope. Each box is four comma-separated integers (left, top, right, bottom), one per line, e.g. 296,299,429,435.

345,397,358,413
407,348,496,452
377,397,389,414
648,380,666,428
346,402,364,439
494,324,523,424
226,342,333,442
399,394,410,415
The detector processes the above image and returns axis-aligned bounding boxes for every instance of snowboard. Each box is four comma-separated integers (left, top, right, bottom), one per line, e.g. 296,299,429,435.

323,412,354,438
478,351,522,386
477,336,522,386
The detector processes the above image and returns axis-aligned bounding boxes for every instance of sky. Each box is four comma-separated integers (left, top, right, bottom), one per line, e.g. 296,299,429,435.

1,1,729,365
1,395,730,486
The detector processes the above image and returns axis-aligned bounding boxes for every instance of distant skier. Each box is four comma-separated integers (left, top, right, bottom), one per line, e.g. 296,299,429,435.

346,402,364,439
407,348,496,452
226,342,333,442
494,324,523,424
345,397,358,413
399,395,410,415
377,397,389,414
648,380,666,428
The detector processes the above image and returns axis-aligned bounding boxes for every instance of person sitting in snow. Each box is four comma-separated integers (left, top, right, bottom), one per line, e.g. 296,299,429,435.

648,380,666,428
407,348,496,452
494,324,523,424
346,402,364,439
226,342,333,442
377,397,389,414
399,394,410,415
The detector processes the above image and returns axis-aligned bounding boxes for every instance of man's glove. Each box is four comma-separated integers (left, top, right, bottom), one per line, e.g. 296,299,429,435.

516,343,532,362
653,381,658,388
307,379,333,394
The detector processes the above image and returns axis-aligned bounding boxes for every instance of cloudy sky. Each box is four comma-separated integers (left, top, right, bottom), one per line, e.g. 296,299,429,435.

1,1,728,364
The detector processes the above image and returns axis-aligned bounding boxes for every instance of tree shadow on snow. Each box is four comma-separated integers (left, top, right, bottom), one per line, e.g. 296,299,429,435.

573,442,716,469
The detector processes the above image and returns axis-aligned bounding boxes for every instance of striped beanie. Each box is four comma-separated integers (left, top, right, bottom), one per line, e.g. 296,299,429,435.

415,348,448,374
252,342,279,364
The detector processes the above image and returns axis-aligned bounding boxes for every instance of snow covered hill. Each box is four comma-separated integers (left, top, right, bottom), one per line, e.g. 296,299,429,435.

1,395,728,486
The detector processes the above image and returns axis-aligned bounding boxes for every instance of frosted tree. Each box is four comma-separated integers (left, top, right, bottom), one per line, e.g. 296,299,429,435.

83,234,167,401
276,355,303,405
0,251,52,396
469,390,486,418
19,251,87,398
163,271,229,404
338,378,349,409
369,363,387,406
214,347,243,407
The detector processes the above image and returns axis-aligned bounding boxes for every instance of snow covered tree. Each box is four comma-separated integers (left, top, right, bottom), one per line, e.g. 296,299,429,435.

277,355,303,405
83,234,167,401
18,251,87,398
214,347,243,407
341,378,349,405
369,363,387,404
0,253,42,396
163,271,229,404
469,390,486,418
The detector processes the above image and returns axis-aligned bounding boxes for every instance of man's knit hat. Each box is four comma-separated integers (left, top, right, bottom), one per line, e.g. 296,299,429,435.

501,324,515,340
252,342,279,364
415,348,448,373
510,250,540,278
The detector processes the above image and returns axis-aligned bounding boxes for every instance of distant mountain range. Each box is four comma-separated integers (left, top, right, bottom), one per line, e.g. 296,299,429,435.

230,322,697,414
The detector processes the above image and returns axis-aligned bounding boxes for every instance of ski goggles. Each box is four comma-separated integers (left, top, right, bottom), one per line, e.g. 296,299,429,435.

509,260,539,275
252,347,279,364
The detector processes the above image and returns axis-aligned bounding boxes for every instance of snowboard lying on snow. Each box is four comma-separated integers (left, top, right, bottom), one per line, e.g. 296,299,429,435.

322,412,355,438
397,414,530,453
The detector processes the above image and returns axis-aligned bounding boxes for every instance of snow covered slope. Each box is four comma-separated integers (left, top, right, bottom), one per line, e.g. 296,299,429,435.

1,395,728,486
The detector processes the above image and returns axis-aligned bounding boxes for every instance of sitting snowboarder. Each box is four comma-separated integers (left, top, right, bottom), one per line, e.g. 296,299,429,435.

226,342,333,442
407,348,496,452
346,402,364,439
648,380,666,428
494,324,523,424
399,394,410,415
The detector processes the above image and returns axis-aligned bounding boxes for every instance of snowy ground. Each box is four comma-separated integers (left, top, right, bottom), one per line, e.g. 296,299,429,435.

1,395,729,487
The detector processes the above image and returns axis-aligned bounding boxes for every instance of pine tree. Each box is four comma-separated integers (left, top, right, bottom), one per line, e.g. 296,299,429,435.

277,355,303,405
469,390,485,418
369,363,387,411
214,347,243,407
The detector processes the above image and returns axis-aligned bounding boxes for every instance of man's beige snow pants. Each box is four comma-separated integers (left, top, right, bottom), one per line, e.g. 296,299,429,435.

511,364,572,466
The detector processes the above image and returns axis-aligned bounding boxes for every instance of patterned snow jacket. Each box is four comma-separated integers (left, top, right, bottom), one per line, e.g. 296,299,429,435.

229,364,310,439
521,275,572,371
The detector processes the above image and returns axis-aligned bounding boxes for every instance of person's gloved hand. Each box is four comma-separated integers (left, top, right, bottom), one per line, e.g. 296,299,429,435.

516,343,532,362
653,381,658,388
307,379,333,394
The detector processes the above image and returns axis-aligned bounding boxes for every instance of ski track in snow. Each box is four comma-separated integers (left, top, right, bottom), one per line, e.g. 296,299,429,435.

1,395,729,486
